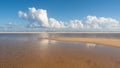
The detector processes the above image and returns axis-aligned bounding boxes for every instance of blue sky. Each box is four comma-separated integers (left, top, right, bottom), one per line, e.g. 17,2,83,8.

0,0,120,31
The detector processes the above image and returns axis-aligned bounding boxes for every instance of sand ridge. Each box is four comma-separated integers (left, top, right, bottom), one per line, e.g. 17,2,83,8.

48,37,120,48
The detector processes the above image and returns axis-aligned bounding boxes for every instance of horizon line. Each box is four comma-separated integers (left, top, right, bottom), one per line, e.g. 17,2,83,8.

0,32,120,34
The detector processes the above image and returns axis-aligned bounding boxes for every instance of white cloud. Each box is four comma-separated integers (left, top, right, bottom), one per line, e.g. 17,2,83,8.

18,11,27,19
18,7,120,30
18,7,66,28
49,18,65,28
68,20,84,28
19,7,49,27
84,16,120,29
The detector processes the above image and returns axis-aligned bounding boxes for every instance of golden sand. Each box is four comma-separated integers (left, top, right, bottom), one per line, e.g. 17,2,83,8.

0,37,120,68
0,42,120,68
0,33,120,68
48,37,120,48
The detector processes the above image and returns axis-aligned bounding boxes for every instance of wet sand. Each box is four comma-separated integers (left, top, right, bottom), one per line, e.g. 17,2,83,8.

0,33,120,68
48,37,120,48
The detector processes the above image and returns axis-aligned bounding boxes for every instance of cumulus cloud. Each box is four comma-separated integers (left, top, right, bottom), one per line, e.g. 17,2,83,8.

18,7,65,28
84,16,120,29
18,7,49,27
68,20,84,28
49,18,65,28
18,7,120,30
18,11,27,19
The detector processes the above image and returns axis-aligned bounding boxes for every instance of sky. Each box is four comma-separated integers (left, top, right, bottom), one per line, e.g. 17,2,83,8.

0,0,120,32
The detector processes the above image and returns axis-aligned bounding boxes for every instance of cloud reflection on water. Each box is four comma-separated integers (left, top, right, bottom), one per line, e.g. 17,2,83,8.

86,43,96,48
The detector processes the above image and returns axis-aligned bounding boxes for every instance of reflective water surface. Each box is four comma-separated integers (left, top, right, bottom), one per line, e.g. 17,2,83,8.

0,33,120,68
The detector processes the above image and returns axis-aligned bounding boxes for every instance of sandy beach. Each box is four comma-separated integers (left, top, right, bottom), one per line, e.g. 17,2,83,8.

0,33,120,68
48,37,120,48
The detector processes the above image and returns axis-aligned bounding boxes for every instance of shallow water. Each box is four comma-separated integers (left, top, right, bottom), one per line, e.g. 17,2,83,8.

0,33,120,68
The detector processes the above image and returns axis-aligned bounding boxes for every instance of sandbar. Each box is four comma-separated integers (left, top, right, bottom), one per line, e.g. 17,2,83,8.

48,37,120,48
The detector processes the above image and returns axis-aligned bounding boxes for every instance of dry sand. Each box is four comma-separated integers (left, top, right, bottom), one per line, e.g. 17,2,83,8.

48,37,120,48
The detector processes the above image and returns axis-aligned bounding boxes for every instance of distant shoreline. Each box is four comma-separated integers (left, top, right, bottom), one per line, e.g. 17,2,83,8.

0,32,120,34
